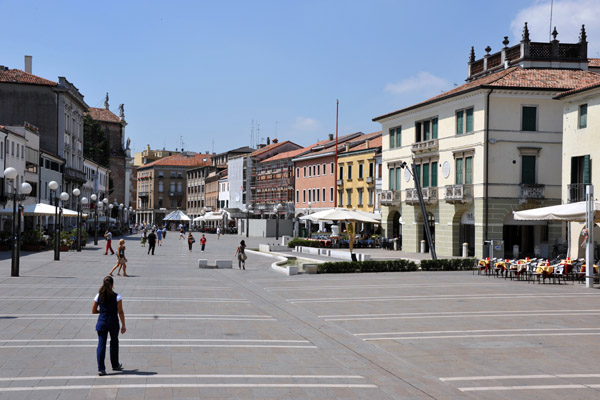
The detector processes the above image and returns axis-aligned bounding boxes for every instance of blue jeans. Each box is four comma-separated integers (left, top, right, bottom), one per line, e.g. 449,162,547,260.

97,327,120,372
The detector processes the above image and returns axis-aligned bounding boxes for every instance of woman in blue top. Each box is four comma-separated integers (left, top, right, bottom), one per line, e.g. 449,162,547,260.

92,276,126,375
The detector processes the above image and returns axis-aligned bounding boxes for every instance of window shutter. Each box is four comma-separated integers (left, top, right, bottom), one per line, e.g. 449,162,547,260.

583,154,591,184
389,168,395,190
465,157,473,184
423,121,430,141
466,108,474,132
395,167,401,191
432,118,438,139
422,164,430,188
522,106,537,131
396,127,402,147
415,164,421,185
389,129,395,148
456,111,464,134
431,162,438,187
579,104,588,128
521,155,536,184
456,158,463,185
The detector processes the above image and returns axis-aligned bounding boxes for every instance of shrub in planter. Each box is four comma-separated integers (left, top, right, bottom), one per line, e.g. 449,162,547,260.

317,259,418,274
288,238,324,248
419,258,477,271
23,230,42,246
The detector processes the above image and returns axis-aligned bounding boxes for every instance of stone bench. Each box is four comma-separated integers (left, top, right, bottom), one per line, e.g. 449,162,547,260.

198,259,233,269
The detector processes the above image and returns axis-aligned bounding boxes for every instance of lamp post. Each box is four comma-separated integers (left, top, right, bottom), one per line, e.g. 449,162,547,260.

59,191,69,253
307,201,312,239
4,168,32,277
400,161,437,260
81,196,88,250
246,204,253,238
72,188,81,252
275,203,282,241
91,194,98,245
48,181,59,260
119,203,124,233
102,197,109,232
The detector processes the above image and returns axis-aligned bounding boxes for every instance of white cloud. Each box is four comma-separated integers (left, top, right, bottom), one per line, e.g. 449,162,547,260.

384,72,451,96
510,0,600,56
292,117,321,132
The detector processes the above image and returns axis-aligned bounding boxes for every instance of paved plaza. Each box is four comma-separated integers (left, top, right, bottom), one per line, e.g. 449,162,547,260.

0,232,599,399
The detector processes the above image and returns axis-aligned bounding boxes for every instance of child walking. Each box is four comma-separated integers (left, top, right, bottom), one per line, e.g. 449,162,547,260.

109,239,129,277
200,234,207,252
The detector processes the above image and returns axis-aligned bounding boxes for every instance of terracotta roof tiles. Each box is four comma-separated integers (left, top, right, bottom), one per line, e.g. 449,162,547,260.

87,107,121,123
139,153,213,169
589,58,600,67
0,68,57,86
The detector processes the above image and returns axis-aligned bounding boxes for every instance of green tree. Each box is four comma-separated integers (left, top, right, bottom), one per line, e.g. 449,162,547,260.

83,113,110,168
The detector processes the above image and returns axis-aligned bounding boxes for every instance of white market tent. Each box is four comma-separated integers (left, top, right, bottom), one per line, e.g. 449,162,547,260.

163,210,191,222
193,211,232,222
513,201,600,223
299,208,380,224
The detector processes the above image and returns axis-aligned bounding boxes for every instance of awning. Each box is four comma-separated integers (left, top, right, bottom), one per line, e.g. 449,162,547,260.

513,201,600,223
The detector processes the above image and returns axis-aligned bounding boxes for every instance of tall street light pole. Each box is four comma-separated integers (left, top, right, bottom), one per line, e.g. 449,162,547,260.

81,196,88,249
246,204,253,238
48,181,59,261
59,191,69,252
275,203,282,241
4,168,32,277
91,194,98,245
72,188,81,251
307,201,312,239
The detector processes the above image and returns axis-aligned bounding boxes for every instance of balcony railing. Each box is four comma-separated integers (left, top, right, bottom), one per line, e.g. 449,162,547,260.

411,138,438,153
64,167,86,182
567,183,586,203
336,179,343,186
406,187,438,205
366,176,373,184
381,190,401,206
520,184,545,200
444,184,473,203
138,191,149,198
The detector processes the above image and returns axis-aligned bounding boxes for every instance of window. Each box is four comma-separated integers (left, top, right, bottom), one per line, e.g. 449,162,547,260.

369,162,374,178
455,156,473,184
12,141,14,155
368,188,374,206
357,188,363,206
303,189,306,203
322,163,326,175
308,166,312,177
322,188,326,203
158,197,163,208
303,166,306,177
158,182,163,192
456,107,474,134
296,168,299,177
522,155,536,184
317,164,320,176
391,126,401,148
395,167,401,191
358,164,364,179
347,165,352,180
330,187,334,202
330,162,334,174
170,199,175,208
170,171,176,178
308,189,311,202
415,118,438,142
579,104,588,129
522,106,537,131
389,168,395,190
296,190,299,202
170,182,175,192
422,164,430,188
339,166,344,180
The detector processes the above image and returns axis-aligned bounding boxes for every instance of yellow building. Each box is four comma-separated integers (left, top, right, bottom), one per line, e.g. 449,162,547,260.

336,132,381,212
133,144,180,167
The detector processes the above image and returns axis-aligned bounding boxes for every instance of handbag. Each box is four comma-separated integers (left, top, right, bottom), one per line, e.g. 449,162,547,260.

191,238,196,243
241,253,247,261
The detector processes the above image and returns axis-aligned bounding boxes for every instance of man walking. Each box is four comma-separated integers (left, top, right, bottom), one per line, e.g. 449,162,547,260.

147,230,157,255
200,234,207,252
104,230,115,255
157,227,163,246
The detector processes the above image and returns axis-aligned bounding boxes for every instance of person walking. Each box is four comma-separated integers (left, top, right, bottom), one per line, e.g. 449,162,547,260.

147,229,157,255
92,276,126,376
234,240,247,270
162,226,167,239
200,234,207,252
140,229,147,247
179,226,184,240
104,230,115,255
157,227,163,246
216,226,221,240
109,239,129,277
187,232,195,252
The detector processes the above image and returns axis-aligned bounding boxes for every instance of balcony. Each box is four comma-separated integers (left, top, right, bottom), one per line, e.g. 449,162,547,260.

138,191,149,198
520,184,545,201
406,187,438,205
336,179,343,186
411,138,438,153
380,190,401,206
444,184,473,204
169,191,185,197
567,183,586,203
64,167,86,183
366,176,373,184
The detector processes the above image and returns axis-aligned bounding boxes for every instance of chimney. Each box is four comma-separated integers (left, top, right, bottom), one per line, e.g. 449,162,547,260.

365,140,369,149
345,144,350,152
329,133,334,140
267,137,270,145
24,55,32,74
272,138,278,144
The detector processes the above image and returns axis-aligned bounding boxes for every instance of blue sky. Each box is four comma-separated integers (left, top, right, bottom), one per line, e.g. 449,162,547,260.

2,0,599,154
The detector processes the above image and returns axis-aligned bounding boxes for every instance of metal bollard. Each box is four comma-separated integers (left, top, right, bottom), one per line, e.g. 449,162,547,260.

420,240,426,253
462,242,468,258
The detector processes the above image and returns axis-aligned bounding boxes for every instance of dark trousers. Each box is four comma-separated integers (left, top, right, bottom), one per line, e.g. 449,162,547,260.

201,244,205,251
148,242,155,255
97,327,119,372
188,242,193,251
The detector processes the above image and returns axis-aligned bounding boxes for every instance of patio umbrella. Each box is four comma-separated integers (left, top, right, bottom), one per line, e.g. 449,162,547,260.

304,208,380,224
193,212,231,222
513,201,600,223
163,210,191,221
0,203,86,217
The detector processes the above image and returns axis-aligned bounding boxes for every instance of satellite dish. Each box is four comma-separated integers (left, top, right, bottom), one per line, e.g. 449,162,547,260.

442,161,451,179
404,168,411,182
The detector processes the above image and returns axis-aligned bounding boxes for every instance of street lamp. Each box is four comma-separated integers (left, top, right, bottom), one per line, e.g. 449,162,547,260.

275,203,283,241
307,201,312,239
102,197,109,232
4,167,32,277
119,203,124,232
400,161,437,260
72,188,81,252
246,204,253,238
91,194,98,245
81,196,88,251
59,191,69,252
48,181,59,260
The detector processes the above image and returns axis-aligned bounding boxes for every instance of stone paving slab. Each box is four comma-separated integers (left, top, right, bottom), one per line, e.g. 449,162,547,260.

0,232,598,399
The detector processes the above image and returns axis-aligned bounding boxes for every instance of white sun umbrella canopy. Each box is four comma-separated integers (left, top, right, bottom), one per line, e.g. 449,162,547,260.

513,201,600,223
0,203,85,217
193,211,231,222
163,210,191,221
303,208,380,224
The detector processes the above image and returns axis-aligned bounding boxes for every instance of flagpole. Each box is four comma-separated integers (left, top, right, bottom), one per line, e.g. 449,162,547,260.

334,99,339,208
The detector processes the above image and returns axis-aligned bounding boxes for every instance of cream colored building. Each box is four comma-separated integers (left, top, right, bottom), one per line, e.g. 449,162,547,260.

133,144,180,167
556,82,600,257
374,24,600,259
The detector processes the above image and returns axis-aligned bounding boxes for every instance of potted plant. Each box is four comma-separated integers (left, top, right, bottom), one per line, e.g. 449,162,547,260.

60,231,73,251
70,228,89,247
22,230,42,251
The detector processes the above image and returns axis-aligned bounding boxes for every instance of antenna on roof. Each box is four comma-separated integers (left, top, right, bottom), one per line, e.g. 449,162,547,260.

549,0,554,42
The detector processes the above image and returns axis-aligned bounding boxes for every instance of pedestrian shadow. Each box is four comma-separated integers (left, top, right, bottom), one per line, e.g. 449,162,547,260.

103,369,157,376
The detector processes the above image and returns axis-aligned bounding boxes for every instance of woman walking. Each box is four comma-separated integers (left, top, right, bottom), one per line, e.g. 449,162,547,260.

187,232,195,252
234,240,247,270
140,230,147,247
109,239,128,277
92,276,126,376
